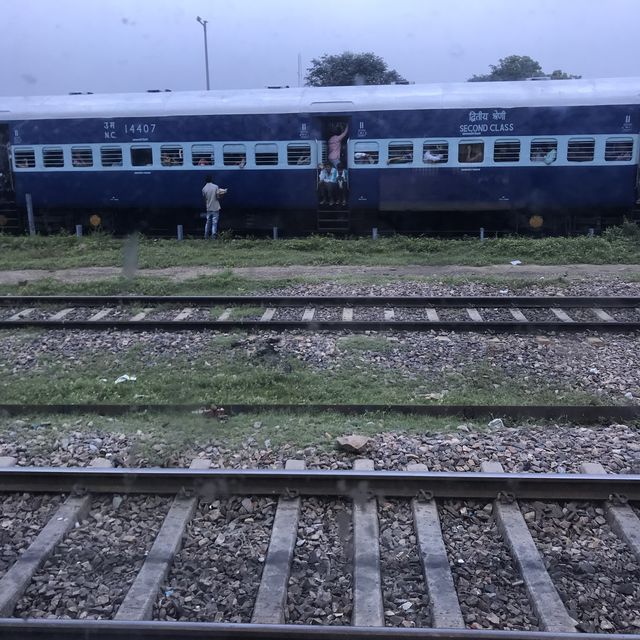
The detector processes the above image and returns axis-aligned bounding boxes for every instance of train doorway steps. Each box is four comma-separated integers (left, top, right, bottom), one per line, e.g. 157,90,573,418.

317,205,350,233
0,201,20,233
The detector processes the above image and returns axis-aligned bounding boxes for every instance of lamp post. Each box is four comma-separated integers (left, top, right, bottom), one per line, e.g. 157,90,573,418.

196,16,210,90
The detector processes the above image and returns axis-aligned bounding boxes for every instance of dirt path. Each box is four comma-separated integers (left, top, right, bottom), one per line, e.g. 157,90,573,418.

0,263,639,285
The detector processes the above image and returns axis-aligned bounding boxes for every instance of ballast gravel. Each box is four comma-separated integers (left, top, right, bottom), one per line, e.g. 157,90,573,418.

378,499,429,627
14,494,170,619
439,500,536,630
155,496,275,622
0,493,65,580
2,423,640,476
272,277,640,298
287,498,352,625
521,500,640,632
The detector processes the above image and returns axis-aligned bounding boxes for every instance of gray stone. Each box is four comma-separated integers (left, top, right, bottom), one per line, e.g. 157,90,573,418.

335,435,372,453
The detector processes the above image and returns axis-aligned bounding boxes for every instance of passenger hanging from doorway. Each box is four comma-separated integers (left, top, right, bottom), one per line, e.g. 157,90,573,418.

318,161,338,205
336,163,348,206
328,124,349,168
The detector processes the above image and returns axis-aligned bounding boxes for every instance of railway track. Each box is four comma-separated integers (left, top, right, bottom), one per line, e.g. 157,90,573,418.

1,295,640,332
0,459,639,638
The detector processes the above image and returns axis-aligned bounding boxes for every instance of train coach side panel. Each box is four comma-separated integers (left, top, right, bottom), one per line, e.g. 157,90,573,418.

349,166,638,212
12,169,320,211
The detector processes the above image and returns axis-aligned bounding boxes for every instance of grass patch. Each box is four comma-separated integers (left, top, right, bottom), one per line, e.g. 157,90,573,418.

228,306,266,319
208,306,228,319
337,335,400,353
3,230,640,270
432,368,604,406
0,273,305,296
0,339,608,408
0,273,578,298
0,356,425,405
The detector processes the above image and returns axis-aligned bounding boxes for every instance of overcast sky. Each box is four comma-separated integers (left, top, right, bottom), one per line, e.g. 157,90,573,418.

2,0,639,96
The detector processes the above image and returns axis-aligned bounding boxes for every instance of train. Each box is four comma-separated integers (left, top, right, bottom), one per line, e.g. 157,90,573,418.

1,77,639,236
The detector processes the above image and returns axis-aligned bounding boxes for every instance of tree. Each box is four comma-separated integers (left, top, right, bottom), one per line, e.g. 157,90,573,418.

469,55,580,82
548,69,582,80
305,52,407,87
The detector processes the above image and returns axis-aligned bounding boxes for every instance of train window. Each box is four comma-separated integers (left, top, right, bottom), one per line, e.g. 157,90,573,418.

223,144,246,166
287,143,311,165
71,147,93,167
530,139,557,163
14,148,36,168
423,141,448,163
255,143,279,166
43,147,64,168
458,142,484,163
605,138,634,161
493,140,520,162
192,144,214,166
160,145,183,166
354,142,379,164
567,138,595,162
131,146,153,166
388,141,414,164
101,146,123,167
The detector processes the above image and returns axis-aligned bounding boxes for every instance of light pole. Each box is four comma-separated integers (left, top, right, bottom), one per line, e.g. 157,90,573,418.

196,16,210,90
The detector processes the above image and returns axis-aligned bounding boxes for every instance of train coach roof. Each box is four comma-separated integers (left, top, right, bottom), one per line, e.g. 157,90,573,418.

2,77,640,120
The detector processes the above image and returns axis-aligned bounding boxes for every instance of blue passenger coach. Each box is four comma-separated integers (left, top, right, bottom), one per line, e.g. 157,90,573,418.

0,77,639,234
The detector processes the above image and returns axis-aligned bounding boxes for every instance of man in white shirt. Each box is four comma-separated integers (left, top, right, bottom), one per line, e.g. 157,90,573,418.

202,175,227,239
318,162,338,205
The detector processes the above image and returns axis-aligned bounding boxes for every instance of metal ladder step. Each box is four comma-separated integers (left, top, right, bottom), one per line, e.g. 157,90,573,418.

0,200,22,232
317,207,350,232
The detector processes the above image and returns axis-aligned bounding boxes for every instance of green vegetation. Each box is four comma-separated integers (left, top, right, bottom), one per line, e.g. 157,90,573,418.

2,226,640,271
0,331,620,455
227,306,266,319
305,51,407,86
0,334,606,407
0,272,302,296
0,273,576,297
469,54,580,82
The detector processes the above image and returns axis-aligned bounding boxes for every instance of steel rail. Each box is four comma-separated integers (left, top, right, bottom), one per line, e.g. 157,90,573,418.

2,319,640,332
0,619,638,640
0,467,639,500
1,294,640,307
1,403,639,422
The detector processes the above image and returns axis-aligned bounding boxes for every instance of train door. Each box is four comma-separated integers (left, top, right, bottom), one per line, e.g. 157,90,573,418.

636,134,640,199
634,136,640,222
0,124,20,233
314,116,350,233
0,125,12,193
